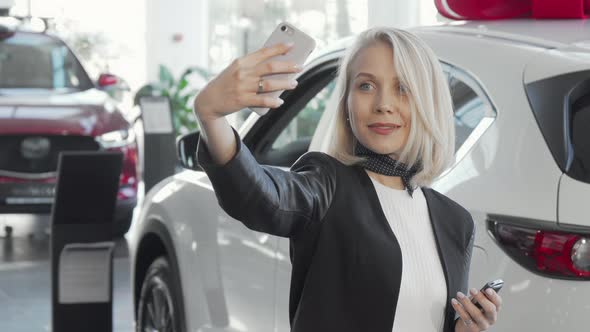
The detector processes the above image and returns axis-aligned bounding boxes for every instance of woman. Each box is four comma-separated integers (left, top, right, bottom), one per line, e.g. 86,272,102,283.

193,27,502,332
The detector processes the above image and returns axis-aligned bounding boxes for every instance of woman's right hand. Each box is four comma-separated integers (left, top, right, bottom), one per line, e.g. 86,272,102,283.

193,42,302,121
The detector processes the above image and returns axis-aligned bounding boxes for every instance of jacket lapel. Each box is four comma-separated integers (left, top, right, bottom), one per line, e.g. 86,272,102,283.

423,188,452,295
422,187,461,331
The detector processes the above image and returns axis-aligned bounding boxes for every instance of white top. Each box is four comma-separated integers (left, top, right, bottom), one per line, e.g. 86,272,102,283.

369,177,447,332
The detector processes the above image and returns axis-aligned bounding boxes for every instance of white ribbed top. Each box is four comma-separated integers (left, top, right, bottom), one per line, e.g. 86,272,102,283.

369,176,447,332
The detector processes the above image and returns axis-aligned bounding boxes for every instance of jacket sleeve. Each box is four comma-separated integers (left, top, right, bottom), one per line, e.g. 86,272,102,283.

196,126,337,238
453,218,476,325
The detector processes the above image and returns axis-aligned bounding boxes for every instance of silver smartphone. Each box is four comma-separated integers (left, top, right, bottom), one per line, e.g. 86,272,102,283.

472,279,504,310
250,22,316,116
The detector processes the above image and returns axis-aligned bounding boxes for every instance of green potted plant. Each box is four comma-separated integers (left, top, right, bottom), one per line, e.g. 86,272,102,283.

134,64,212,136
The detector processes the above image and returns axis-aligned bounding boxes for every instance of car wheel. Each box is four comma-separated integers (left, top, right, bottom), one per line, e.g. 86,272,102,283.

137,256,183,332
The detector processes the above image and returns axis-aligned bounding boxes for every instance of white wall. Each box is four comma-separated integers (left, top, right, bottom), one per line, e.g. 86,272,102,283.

368,0,442,28
145,0,209,82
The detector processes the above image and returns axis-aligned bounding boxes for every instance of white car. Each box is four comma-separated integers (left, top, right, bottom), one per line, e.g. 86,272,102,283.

129,19,590,332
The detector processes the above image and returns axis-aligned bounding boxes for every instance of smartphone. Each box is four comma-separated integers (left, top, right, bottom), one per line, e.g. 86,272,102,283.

250,22,316,116
472,279,504,310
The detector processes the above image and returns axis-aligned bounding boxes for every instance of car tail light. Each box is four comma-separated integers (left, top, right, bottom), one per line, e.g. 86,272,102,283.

97,129,139,201
489,218,590,279
572,238,590,272
109,143,138,201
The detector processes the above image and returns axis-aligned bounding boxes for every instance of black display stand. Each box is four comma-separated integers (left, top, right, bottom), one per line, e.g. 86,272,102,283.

51,151,123,332
139,96,177,193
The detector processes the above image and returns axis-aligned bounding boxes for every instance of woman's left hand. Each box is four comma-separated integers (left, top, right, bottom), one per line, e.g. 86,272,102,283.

451,287,503,331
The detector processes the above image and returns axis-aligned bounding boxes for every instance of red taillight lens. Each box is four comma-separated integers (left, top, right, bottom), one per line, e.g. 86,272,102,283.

490,219,590,279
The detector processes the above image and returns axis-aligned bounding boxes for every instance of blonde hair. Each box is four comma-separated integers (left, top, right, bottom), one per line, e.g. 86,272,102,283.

326,27,456,188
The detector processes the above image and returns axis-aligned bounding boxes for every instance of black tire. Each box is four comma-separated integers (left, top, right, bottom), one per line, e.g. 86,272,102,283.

137,256,184,332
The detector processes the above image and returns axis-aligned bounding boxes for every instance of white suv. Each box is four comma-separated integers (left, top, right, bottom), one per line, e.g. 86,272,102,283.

130,19,590,332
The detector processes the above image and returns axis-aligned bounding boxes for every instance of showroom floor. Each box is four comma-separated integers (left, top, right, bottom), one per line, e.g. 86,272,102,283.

0,233,134,332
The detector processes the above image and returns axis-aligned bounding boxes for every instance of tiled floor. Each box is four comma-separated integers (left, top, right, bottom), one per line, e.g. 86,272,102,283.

0,234,134,332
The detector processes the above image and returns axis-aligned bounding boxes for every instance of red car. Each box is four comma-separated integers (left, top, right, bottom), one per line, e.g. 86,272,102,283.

0,24,138,236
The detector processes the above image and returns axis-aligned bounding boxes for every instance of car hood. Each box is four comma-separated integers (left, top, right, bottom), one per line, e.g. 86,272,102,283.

0,88,129,136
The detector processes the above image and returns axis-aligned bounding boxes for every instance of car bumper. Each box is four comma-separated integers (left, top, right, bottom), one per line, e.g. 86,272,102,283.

0,195,137,237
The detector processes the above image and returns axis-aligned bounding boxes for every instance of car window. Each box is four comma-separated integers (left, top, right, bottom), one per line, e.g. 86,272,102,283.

271,79,337,151
449,76,486,152
524,69,590,184
446,67,495,154
563,74,590,184
0,32,93,90
571,96,590,183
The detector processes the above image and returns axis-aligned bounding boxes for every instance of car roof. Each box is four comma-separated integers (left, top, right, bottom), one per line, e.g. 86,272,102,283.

414,19,590,49
311,19,590,62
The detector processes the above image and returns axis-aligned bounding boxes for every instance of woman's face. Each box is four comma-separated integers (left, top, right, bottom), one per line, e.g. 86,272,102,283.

347,41,411,158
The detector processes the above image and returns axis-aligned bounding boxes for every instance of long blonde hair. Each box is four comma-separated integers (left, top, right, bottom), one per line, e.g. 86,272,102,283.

326,27,455,188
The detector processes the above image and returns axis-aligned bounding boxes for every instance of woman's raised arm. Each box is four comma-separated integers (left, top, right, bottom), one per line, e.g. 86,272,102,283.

193,42,299,166
192,44,336,238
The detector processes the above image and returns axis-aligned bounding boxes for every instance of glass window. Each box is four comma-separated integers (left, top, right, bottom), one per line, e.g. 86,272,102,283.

271,79,336,151
448,73,488,153
570,91,590,183
0,32,92,90
207,1,368,74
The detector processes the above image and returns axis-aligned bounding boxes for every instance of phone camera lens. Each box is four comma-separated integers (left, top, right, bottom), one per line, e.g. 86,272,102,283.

281,25,287,32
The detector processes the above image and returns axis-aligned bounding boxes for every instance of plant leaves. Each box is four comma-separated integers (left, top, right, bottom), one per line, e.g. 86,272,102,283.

178,78,188,91
180,66,212,81
138,64,203,136
159,64,175,88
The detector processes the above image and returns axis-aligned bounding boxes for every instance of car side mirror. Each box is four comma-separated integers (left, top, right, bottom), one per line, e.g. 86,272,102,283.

176,131,202,171
98,73,130,102
98,73,129,88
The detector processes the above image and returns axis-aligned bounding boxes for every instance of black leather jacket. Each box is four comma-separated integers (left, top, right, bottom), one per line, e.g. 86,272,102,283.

197,127,475,332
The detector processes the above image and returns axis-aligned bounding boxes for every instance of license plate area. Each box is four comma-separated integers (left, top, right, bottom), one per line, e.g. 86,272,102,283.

0,183,56,205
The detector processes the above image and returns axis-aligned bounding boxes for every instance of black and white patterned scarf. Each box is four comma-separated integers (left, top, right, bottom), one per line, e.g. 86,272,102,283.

354,140,422,197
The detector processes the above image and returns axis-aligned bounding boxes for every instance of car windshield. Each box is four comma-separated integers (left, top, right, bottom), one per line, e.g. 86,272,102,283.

0,31,93,91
